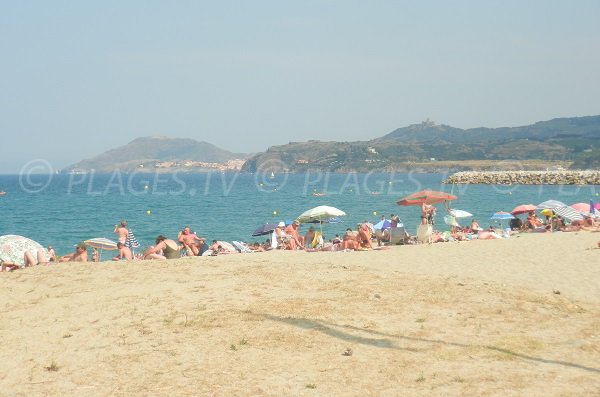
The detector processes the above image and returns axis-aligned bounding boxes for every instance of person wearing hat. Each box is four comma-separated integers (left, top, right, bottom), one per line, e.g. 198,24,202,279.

285,220,304,249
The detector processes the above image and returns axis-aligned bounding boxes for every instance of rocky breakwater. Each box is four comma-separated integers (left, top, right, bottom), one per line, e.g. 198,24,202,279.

444,170,600,185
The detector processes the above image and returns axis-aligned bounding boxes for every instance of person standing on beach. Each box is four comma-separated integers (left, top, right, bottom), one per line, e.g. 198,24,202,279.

113,220,129,244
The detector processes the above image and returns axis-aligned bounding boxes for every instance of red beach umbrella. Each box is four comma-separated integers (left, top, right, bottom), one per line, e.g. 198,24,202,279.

397,190,457,206
510,204,537,215
570,202,590,213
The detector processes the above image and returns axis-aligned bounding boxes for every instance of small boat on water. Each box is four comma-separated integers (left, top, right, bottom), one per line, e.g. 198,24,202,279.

312,192,326,197
269,171,275,179
0,191,6,196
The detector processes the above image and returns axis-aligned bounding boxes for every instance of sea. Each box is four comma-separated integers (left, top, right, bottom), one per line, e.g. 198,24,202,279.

0,172,598,255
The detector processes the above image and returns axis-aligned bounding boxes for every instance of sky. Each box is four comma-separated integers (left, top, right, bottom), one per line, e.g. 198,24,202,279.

1,0,599,173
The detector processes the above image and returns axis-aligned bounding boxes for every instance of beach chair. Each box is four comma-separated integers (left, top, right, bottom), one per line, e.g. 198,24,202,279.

232,241,253,253
416,224,433,244
389,226,408,245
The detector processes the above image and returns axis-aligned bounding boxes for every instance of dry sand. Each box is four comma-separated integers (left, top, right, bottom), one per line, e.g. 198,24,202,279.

1,232,599,396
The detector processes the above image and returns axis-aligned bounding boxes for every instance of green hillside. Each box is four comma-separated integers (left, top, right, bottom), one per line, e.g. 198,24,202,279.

242,116,600,172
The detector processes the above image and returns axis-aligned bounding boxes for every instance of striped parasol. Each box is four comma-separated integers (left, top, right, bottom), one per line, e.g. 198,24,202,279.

84,238,118,250
552,206,584,222
125,231,140,252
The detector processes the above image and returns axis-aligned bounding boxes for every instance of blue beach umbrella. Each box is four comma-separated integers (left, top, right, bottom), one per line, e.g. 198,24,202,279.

374,219,391,230
490,211,515,229
252,223,278,237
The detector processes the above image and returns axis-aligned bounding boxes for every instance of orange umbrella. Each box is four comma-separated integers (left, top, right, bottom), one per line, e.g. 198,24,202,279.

397,190,457,206
510,204,536,215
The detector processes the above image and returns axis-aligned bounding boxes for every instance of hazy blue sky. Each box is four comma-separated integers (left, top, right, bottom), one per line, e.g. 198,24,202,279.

1,1,599,173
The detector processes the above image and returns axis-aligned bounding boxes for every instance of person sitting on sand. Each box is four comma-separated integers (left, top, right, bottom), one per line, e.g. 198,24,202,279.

91,248,99,262
509,217,523,231
274,222,296,250
113,220,129,244
1,248,49,271
358,223,373,249
144,235,180,260
195,237,209,256
60,243,88,263
178,226,201,256
342,228,359,250
304,226,316,248
47,245,56,262
250,242,265,252
112,242,133,261
285,220,304,249
525,212,543,229
470,219,482,232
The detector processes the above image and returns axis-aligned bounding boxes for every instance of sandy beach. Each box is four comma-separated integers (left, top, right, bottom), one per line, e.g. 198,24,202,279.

1,231,599,396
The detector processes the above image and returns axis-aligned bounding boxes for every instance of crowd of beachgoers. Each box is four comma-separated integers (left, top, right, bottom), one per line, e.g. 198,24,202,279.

2,202,600,272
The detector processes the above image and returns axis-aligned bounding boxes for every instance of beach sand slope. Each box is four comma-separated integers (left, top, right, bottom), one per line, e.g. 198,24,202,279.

1,232,599,396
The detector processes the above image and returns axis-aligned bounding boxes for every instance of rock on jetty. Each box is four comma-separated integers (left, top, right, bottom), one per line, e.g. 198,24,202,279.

444,170,600,185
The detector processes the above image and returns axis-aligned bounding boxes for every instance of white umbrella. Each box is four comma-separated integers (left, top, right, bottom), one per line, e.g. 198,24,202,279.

537,200,567,209
296,206,346,235
296,206,346,223
449,209,473,218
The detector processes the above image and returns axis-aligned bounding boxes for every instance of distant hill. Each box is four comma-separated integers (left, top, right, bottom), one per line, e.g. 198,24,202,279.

242,116,600,172
66,136,247,172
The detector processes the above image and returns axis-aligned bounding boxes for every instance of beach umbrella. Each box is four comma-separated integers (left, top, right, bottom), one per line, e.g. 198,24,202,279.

570,203,590,213
84,237,117,261
252,223,278,237
0,235,45,267
84,238,118,250
490,211,515,229
553,206,584,222
540,209,554,217
397,190,457,206
374,219,391,230
306,217,342,224
510,204,537,215
537,200,567,210
449,209,473,218
490,212,515,220
296,206,346,223
296,205,346,235
124,231,140,255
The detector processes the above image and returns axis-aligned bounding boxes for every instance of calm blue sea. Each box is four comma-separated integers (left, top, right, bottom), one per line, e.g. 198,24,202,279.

0,172,598,255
